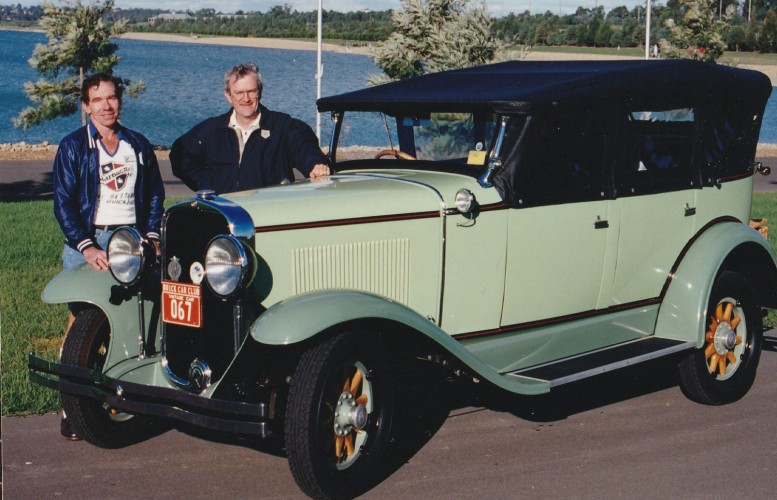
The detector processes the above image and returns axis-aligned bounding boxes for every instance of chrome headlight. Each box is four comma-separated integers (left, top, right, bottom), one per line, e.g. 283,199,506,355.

205,235,249,298
107,227,146,286
455,188,476,214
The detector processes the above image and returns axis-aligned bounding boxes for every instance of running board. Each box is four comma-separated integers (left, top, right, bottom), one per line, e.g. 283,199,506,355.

504,338,695,388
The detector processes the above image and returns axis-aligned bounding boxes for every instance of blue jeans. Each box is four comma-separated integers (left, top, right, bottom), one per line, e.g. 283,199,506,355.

61,228,113,271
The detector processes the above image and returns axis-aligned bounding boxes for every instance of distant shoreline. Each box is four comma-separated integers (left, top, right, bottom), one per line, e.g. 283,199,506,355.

2,141,777,162
0,26,372,55
120,32,373,55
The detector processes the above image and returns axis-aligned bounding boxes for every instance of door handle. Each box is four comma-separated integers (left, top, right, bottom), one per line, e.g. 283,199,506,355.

594,215,609,229
684,203,696,217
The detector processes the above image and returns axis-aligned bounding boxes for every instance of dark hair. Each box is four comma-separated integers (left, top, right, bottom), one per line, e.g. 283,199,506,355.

224,63,263,97
80,73,123,104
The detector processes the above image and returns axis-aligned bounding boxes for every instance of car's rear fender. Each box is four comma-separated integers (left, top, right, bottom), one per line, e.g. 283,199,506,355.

247,290,550,395
655,221,777,346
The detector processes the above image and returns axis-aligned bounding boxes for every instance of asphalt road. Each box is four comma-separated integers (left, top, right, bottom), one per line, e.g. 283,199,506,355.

3,157,777,201
0,159,195,201
5,330,777,499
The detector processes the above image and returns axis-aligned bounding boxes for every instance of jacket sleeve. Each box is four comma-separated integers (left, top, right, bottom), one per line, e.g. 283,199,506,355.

52,141,95,253
170,126,216,191
139,138,165,241
284,118,328,177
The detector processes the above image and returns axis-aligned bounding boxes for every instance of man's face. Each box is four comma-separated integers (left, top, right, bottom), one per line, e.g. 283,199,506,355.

82,80,121,130
225,73,261,121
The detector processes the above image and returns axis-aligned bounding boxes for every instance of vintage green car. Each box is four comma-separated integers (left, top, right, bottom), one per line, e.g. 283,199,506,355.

30,60,777,499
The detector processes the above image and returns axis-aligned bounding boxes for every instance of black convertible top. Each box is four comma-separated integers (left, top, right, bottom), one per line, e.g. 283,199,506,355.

317,59,772,114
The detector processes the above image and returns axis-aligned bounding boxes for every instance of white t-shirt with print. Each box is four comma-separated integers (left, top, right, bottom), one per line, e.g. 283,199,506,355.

93,139,137,225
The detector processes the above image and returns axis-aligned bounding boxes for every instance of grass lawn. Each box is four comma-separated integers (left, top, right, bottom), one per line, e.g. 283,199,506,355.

3,195,777,416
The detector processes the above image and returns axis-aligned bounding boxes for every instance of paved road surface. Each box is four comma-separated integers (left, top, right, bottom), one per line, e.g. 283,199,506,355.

5,330,777,498
3,157,777,201
0,159,194,201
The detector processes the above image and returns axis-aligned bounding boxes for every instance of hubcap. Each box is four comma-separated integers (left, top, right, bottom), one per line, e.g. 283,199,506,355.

332,361,372,469
704,300,745,378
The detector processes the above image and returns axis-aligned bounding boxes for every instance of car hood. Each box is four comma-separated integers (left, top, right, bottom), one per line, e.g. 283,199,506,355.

223,170,502,230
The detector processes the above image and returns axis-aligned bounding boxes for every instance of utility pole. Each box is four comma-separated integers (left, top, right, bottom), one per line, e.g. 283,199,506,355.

316,0,323,143
645,0,652,60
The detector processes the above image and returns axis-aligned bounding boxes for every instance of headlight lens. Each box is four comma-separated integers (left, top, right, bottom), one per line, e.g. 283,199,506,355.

205,235,248,297
455,189,475,213
107,227,145,286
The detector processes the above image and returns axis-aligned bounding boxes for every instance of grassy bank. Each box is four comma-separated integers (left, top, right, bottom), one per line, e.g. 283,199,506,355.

0,199,179,415
1,201,67,415
3,195,777,416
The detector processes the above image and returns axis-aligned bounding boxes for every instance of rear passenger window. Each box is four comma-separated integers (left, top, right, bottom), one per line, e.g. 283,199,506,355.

493,110,610,207
699,104,762,183
617,108,700,195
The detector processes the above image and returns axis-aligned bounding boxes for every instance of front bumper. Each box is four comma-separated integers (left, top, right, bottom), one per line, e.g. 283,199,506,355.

28,354,270,437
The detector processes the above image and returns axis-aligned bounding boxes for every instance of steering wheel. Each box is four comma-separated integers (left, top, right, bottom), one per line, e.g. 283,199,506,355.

374,149,417,160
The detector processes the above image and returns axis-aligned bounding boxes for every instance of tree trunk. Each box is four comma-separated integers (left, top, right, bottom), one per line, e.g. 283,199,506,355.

80,67,86,126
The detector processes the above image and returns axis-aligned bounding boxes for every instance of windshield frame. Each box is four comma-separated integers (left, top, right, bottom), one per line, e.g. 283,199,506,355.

326,110,503,179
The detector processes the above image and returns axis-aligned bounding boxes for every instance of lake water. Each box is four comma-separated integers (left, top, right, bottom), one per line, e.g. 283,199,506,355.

0,29,380,147
4,29,777,147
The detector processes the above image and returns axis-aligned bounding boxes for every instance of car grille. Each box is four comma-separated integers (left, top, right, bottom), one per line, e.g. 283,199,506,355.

162,205,236,388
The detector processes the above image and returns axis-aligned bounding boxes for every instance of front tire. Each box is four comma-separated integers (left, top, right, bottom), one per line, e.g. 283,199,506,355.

285,330,395,499
678,271,762,405
61,308,160,448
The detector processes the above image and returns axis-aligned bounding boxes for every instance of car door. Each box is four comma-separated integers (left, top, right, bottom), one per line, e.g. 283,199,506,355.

497,109,615,326
611,109,700,305
500,199,611,325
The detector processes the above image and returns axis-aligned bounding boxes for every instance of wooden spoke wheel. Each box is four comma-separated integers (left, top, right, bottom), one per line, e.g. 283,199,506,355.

285,331,394,499
678,271,762,405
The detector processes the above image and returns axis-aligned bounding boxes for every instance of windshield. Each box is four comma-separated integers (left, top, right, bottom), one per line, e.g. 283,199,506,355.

330,111,500,171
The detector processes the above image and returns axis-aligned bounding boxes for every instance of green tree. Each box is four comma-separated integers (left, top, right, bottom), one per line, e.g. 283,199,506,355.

594,17,614,46
368,0,505,85
759,9,777,52
660,0,732,62
14,0,144,130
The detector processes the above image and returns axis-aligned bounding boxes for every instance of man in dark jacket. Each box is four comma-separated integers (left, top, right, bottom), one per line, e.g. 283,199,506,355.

52,72,165,440
170,63,329,194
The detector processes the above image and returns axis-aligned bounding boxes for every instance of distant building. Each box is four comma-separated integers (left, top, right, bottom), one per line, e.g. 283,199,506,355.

149,12,191,23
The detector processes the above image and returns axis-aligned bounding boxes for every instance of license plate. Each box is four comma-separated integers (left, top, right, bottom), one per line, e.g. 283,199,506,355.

162,281,202,328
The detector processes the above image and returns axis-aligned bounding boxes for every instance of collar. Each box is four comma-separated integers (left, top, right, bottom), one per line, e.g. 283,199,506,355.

229,110,261,132
87,120,126,149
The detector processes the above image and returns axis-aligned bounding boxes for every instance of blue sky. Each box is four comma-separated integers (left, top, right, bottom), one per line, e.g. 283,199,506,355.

17,1,651,17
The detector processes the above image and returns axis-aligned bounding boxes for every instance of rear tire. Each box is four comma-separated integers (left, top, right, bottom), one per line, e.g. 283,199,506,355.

61,308,160,448
678,271,762,405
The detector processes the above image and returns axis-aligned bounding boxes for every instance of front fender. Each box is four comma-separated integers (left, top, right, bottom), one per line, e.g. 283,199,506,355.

42,265,160,362
43,265,121,308
655,222,777,346
250,290,440,346
249,290,550,395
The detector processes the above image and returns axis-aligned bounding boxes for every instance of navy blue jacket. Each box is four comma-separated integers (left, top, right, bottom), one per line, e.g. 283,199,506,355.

170,107,327,194
53,123,165,253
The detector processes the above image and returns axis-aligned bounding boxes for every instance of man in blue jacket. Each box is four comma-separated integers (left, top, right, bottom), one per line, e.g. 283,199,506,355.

52,72,165,440
170,63,329,194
